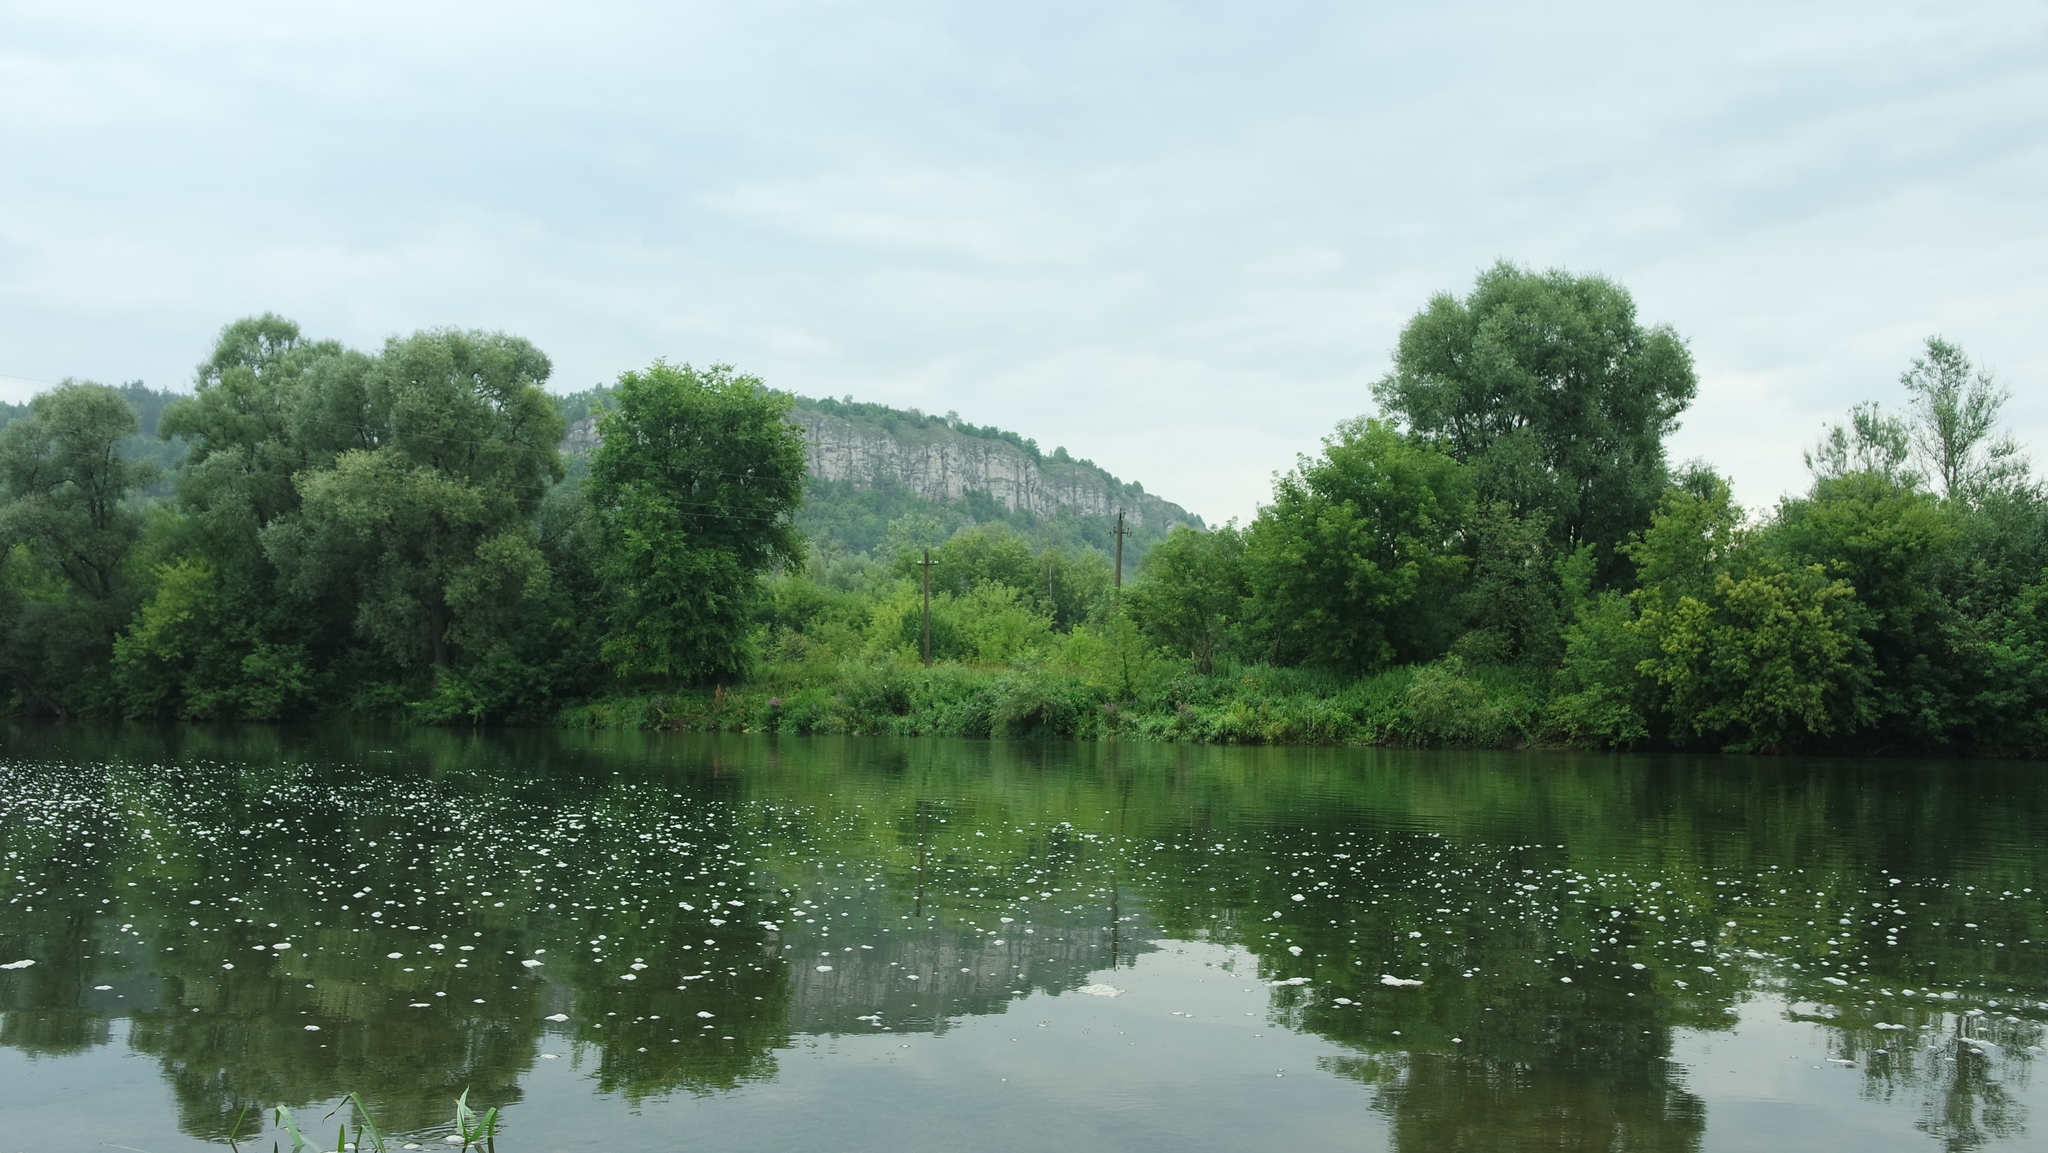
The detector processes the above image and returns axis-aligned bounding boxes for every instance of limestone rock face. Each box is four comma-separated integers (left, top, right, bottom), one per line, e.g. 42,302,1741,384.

566,401,1201,532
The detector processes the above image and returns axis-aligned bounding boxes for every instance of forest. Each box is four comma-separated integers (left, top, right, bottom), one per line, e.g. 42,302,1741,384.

3,261,2044,753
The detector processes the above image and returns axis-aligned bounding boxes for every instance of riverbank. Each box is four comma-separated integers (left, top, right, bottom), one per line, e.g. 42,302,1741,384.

559,655,1551,746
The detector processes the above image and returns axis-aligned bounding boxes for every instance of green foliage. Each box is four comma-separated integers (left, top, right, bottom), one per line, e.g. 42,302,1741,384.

589,362,806,682
1970,573,2048,750
1635,563,1869,752
579,650,1550,748
1806,401,1918,489
0,382,155,602
9,288,2048,755
1452,503,1564,666
162,314,364,526
1899,337,2031,502
1400,656,1530,745
887,522,1111,631
0,380,183,489
1547,589,1656,746
858,575,1058,665
0,381,159,711
1626,471,1747,601
101,317,364,718
264,329,566,687
1061,612,1166,704
1374,261,1697,581
1806,337,2033,506
677,313,2048,758
11,317,619,720
110,556,315,720
1127,523,1245,673
896,521,1038,596
1553,478,1874,751
1243,418,1471,672
1769,473,1958,743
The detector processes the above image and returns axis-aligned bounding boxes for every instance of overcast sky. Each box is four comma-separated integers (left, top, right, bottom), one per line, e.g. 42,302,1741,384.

3,0,2044,524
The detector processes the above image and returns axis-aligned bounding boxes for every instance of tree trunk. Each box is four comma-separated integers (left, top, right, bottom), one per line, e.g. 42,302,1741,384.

9,669,67,718
429,600,451,672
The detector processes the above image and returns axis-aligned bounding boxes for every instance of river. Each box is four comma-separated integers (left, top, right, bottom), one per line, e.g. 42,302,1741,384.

2,726,2043,1152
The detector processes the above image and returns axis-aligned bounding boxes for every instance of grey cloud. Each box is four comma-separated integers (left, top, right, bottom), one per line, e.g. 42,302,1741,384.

2,0,2044,522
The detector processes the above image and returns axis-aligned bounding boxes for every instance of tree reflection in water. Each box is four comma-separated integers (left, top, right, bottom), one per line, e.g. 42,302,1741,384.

0,726,2043,1150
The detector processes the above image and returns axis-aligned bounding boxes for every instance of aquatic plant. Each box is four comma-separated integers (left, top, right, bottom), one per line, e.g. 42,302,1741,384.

267,1090,491,1153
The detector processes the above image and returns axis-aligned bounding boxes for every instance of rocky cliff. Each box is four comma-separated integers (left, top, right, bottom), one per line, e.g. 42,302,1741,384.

788,403,1199,532
564,395,1202,533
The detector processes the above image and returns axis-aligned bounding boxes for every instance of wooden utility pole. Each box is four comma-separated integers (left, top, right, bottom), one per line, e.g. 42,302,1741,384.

919,548,934,667
1112,510,1129,606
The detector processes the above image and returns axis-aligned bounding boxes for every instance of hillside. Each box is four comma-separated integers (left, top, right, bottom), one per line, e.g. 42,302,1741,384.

556,389,1203,565
0,382,186,491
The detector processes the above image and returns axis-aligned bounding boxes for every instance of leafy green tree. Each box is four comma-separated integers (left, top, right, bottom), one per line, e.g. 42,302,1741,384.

1127,524,1245,673
1037,546,1112,631
1243,418,1471,672
1804,401,1918,489
881,509,947,563
110,554,315,721
589,362,807,682
1898,337,2031,502
160,313,363,526
1969,572,2048,750
1373,262,1696,579
1626,474,1748,603
1553,476,1873,750
260,329,566,702
882,522,1111,634
1943,486,2048,647
856,568,1062,667
1549,479,1747,746
1061,609,1163,704
1547,587,1657,746
1452,503,1564,666
0,381,159,711
1804,338,2031,505
1635,563,1869,752
898,522,1038,598
1768,472,1961,744
116,316,369,719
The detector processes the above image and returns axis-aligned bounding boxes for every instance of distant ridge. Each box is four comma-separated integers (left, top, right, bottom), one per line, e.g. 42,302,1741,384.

557,389,1203,554
785,396,1199,533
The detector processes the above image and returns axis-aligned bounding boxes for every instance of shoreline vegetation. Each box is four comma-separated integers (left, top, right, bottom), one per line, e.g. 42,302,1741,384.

562,657,1554,749
4,262,2045,755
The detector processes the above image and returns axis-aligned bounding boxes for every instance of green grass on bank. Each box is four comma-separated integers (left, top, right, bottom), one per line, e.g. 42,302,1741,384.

560,655,1552,747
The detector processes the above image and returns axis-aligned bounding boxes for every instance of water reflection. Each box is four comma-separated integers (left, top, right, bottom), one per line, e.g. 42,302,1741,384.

2,726,2045,1151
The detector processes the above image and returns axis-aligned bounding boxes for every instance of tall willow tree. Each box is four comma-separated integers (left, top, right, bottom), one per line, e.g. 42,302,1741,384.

1373,262,1697,582
264,330,566,682
117,315,368,718
118,318,593,719
0,381,158,712
589,362,807,682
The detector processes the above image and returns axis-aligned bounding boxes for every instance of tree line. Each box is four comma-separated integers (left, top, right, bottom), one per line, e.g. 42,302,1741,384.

1121,264,2047,752
6,263,2044,751
0,317,806,720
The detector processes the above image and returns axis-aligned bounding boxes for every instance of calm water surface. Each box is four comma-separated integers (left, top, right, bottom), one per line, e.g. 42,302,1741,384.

2,727,2045,1153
